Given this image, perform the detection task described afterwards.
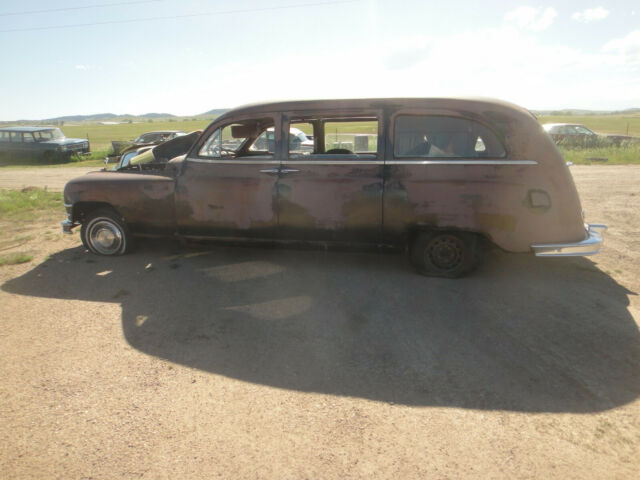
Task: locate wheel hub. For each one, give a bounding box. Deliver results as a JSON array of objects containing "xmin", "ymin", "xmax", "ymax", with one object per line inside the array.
[{"xmin": 428, "ymin": 236, "xmax": 463, "ymax": 270}]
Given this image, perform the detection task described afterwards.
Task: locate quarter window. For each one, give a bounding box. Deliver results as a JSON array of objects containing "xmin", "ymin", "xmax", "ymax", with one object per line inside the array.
[{"xmin": 394, "ymin": 115, "xmax": 506, "ymax": 158}]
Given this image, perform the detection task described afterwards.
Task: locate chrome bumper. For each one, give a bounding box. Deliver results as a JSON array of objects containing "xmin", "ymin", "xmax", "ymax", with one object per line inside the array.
[
  {"xmin": 61, "ymin": 219, "xmax": 77, "ymax": 234},
  {"xmin": 531, "ymin": 224, "xmax": 607, "ymax": 257}
]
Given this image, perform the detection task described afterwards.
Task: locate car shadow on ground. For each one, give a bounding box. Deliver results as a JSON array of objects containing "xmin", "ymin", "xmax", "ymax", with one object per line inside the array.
[{"xmin": 3, "ymin": 239, "xmax": 639, "ymax": 413}]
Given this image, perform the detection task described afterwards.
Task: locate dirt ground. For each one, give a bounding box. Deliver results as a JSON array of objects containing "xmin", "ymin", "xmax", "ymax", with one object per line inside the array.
[
  {"xmin": 0, "ymin": 166, "xmax": 97, "ymax": 191},
  {"xmin": 0, "ymin": 165, "xmax": 639, "ymax": 479}
]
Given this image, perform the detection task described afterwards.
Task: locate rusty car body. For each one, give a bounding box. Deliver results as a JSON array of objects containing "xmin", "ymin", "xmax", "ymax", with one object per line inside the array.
[{"xmin": 62, "ymin": 98, "xmax": 606, "ymax": 277}]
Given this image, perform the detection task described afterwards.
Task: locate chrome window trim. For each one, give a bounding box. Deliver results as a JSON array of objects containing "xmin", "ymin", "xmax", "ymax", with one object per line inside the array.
[{"xmin": 385, "ymin": 159, "xmax": 537, "ymax": 165}]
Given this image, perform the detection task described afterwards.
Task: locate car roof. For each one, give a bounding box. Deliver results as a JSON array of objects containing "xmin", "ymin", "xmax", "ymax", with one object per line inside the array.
[
  {"xmin": 216, "ymin": 97, "xmax": 535, "ymax": 121},
  {"xmin": 543, "ymin": 123, "xmax": 586, "ymax": 128},
  {"xmin": 0, "ymin": 126, "xmax": 59, "ymax": 132}
]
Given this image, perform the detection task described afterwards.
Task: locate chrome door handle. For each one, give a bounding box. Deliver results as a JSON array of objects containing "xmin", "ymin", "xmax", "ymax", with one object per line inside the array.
[
  {"xmin": 280, "ymin": 168, "xmax": 300, "ymax": 174},
  {"xmin": 259, "ymin": 168, "xmax": 280, "ymax": 175}
]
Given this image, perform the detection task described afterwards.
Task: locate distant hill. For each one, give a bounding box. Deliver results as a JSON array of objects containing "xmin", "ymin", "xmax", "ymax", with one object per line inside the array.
[
  {"xmin": 198, "ymin": 108, "xmax": 230, "ymax": 117},
  {"xmin": 43, "ymin": 112, "xmax": 177, "ymax": 122}
]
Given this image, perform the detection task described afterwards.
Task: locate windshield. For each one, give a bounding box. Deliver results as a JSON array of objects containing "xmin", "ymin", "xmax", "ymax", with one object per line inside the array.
[{"xmin": 34, "ymin": 128, "xmax": 64, "ymax": 141}]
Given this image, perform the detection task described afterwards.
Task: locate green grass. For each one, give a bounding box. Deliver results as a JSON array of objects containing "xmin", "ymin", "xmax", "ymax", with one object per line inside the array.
[
  {"xmin": 559, "ymin": 144, "xmax": 640, "ymax": 165},
  {"xmin": 61, "ymin": 119, "xmax": 212, "ymax": 151},
  {"xmin": 0, "ymin": 252, "xmax": 32, "ymax": 266},
  {"xmin": 0, "ymin": 188, "xmax": 64, "ymax": 220}
]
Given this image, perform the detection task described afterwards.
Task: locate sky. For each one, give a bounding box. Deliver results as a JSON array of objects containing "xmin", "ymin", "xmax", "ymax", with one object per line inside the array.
[{"xmin": 0, "ymin": 0, "xmax": 638, "ymax": 120}]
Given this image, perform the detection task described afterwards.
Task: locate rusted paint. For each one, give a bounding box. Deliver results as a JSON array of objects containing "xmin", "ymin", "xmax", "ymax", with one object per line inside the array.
[{"xmin": 63, "ymin": 98, "xmax": 590, "ymax": 254}]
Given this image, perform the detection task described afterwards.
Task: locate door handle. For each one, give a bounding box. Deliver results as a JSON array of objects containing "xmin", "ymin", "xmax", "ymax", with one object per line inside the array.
[
  {"xmin": 280, "ymin": 168, "xmax": 300, "ymax": 174},
  {"xmin": 259, "ymin": 168, "xmax": 280, "ymax": 175}
]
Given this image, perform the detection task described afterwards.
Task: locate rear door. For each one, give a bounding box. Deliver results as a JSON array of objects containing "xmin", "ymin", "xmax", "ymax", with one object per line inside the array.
[{"xmin": 277, "ymin": 111, "xmax": 384, "ymax": 243}]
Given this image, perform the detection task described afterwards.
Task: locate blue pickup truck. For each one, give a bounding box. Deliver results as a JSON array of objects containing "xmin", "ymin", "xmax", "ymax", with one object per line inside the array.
[{"xmin": 0, "ymin": 126, "xmax": 90, "ymax": 161}]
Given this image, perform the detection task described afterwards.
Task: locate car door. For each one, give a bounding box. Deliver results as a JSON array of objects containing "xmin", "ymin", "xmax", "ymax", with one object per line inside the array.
[
  {"xmin": 276, "ymin": 111, "xmax": 384, "ymax": 243},
  {"xmin": 174, "ymin": 114, "xmax": 281, "ymax": 239}
]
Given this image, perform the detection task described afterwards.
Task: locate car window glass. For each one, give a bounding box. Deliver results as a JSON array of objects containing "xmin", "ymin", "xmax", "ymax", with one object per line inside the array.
[
  {"xmin": 0, "ymin": 132, "xmax": 9, "ymax": 142},
  {"xmin": 394, "ymin": 115, "xmax": 506, "ymax": 158},
  {"xmin": 574, "ymin": 126, "xmax": 593, "ymax": 135},
  {"xmin": 249, "ymin": 129, "xmax": 275, "ymax": 153},
  {"xmin": 287, "ymin": 118, "xmax": 378, "ymax": 158},
  {"xmin": 199, "ymin": 118, "xmax": 275, "ymax": 159},
  {"xmin": 22, "ymin": 133, "xmax": 34, "ymax": 143},
  {"xmin": 10, "ymin": 132, "xmax": 21, "ymax": 143},
  {"xmin": 324, "ymin": 120, "xmax": 377, "ymax": 154},
  {"xmin": 288, "ymin": 123, "xmax": 314, "ymax": 157}
]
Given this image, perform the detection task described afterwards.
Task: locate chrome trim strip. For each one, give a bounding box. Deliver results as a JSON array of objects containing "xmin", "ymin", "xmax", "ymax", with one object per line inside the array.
[
  {"xmin": 187, "ymin": 158, "xmax": 536, "ymax": 166},
  {"xmin": 531, "ymin": 223, "xmax": 607, "ymax": 257},
  {"xmin": 283, "ymin": 160, "xmax": 384, "ymax": 165},
  {"xmin": 187, "ymin": 157, "xmax": 281, "ymax": 165},
  {"xmin": 386, "ymin": 159, "xmax": 538, "ymax": 165}
]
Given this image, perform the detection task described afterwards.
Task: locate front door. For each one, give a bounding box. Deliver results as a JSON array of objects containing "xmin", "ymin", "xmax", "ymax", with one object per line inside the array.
[{"xmin": 175, "ymin": 115, "xmax": 281, "ymax": 238}]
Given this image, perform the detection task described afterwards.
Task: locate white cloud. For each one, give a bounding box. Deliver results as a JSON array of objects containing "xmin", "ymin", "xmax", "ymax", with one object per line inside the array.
[
  {"xmin": 75, "ymin": 65, "xmax": 89, "ymax": 71},
  {"xmin": 602, "ymin": 30, "xmax": 640, "ymax": 70},
  {"xmin": 504, "ymin": 6, "xmax": 557, "ymax": 31},
  {"xmin": 572, "ymin": 7, "xmax": 610, "ymax": 23}
]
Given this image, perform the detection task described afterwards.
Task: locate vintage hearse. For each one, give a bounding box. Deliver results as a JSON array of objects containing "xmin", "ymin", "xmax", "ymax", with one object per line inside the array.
[{"xmin": 62, "ymin": 98, "xmax": 606, "ymax": 277}]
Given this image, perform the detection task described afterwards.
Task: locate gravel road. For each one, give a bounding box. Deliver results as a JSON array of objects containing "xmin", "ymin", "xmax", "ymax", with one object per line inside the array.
[
  {"xmin": 0, "ymin": 165, "xmax": 638, "ymax": 479},
  {"xmin": 0, "ymin": 166, "xmax": 98, "ymax": 191}
]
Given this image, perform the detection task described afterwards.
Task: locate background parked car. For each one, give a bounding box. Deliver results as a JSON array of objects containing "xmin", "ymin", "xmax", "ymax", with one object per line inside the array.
[
  {"xmin": 110, "ymin": 130, "xmax": 186, "ymax": 157},
  {"xmin": 0, "ymin": 126, "xmax": 90, "ymax": 162},
  {"xmin": 543, "ymin": 123, "xmax": 636, "ymax": 146}
]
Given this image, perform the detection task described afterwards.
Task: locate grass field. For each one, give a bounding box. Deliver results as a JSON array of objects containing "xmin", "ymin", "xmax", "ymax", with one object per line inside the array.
[{"xmin": 62, "ymin": 118, "xmax": 212, "ymax": 152}]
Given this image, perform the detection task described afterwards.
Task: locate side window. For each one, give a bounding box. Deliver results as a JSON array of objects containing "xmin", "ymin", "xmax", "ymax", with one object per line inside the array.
[
  {"xmin": 287, "ymin": 117, "xmax": 378, "ymax": 158},
  {"xmin": 324, "ymin": 120, "xmax": 377, "ymax": 154},
  {"xmin": 288, "ymin": 122, "xmax": 314, "ymax": 157},
  {"xmin": 10, "ymin": 132, "xmax": 22, "ymax": 143},
  {"xmin": 199, "ymin": 118, "xmax": 275, "ymax": 159},
  {"xmin": 394, "ymin": 115, "xmax": 506, "ymax": 158},
  {"xmin": 23, "ymin": 133, "xmax": 34, "ymax": 143},
  {"xmin": 0, "ymin": 131, "xmax": 9, "ymax": 142}
]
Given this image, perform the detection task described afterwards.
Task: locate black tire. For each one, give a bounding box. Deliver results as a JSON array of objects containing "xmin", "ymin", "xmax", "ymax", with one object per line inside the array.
[
  {"xmin": 410, "ymin": 231, "xmax": 482, "ymax": 278},
  {"xmin": 81, "ymin": 208, "xmax": 132, "ymax": 256}
]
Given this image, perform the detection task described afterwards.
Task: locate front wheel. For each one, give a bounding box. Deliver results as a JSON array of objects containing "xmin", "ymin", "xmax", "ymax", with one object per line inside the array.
[
  {"xmin": 410, "ymin": 231, "xmax": 482, "ymax": 278},
  {"xmin": 81, "ymin": 209, "xmax": 132, "ymax": 256}
]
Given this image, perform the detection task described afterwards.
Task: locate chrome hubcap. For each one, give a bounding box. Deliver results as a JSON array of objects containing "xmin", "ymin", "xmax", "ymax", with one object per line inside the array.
[{"xmin": 89, "ymin": 220, "xmax": 123, "ymax": 255}]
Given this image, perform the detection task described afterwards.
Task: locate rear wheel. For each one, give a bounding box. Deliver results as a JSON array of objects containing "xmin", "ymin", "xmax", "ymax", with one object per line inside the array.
[
  {"xmin": 81, "ymin": 209, "xmax": 132, "ymax": 256},
  {"xmin": 410, "ymin": 231, "xmax": 482, "ymax": 278}
]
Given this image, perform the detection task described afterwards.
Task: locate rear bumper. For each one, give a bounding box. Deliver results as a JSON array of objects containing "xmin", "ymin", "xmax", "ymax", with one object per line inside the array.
[{"xmin": 531, "ymin": 224, "xmax": 607, "ymax": 257}]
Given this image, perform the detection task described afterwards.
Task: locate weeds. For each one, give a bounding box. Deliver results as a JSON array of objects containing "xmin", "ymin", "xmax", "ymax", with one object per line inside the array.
[
  {"xmin": 0, "ymin": 252, "xmax": 32, "ymax": 266},
  {"xmin": 0, "ymin": 188, "xmax": 63, "ymax": 221}
]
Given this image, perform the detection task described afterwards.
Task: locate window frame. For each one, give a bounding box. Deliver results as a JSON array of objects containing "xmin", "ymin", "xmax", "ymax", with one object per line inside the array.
[
  {"xmin": 283, "ymin": 109, "xmax": 384, "ymax": 161},
  {"xmin": 191, "ymin": 113, "xmax": 281, "ymax": 162}
]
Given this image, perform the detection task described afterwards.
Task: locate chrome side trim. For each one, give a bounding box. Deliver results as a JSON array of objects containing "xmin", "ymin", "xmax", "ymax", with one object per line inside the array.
[
  {"xmin": 283, "ymin": 160, "xmax": 384, "ymax": 165},
  {"xmin": 187, "ymin": 158, "xmax": 536, "ymax": 166},
  {"xmin": 386, "ymin": 159, "xmax": 538, "ymax": 165},
  {"xmin": 531, "ymin": 224, "xmax": 607, "ymax": 257},
  {"xmin": 63, "ymin": 202, "xmax": 73, "ymax": 208},
  {"xmin": 187, "ymin": 157, "xmax": 281, "ymax": 165}
]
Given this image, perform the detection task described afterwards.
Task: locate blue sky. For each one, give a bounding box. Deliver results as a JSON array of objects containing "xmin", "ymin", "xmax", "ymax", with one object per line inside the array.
[{"xmin": 0, "ymin": 0, "xmax": 638, "ymax": 119}]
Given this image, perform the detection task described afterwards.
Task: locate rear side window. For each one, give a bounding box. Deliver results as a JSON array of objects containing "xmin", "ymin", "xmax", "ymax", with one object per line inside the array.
[{"xmin": 394, "ymin": 115, "xmax": 506, "ymax": 158}]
